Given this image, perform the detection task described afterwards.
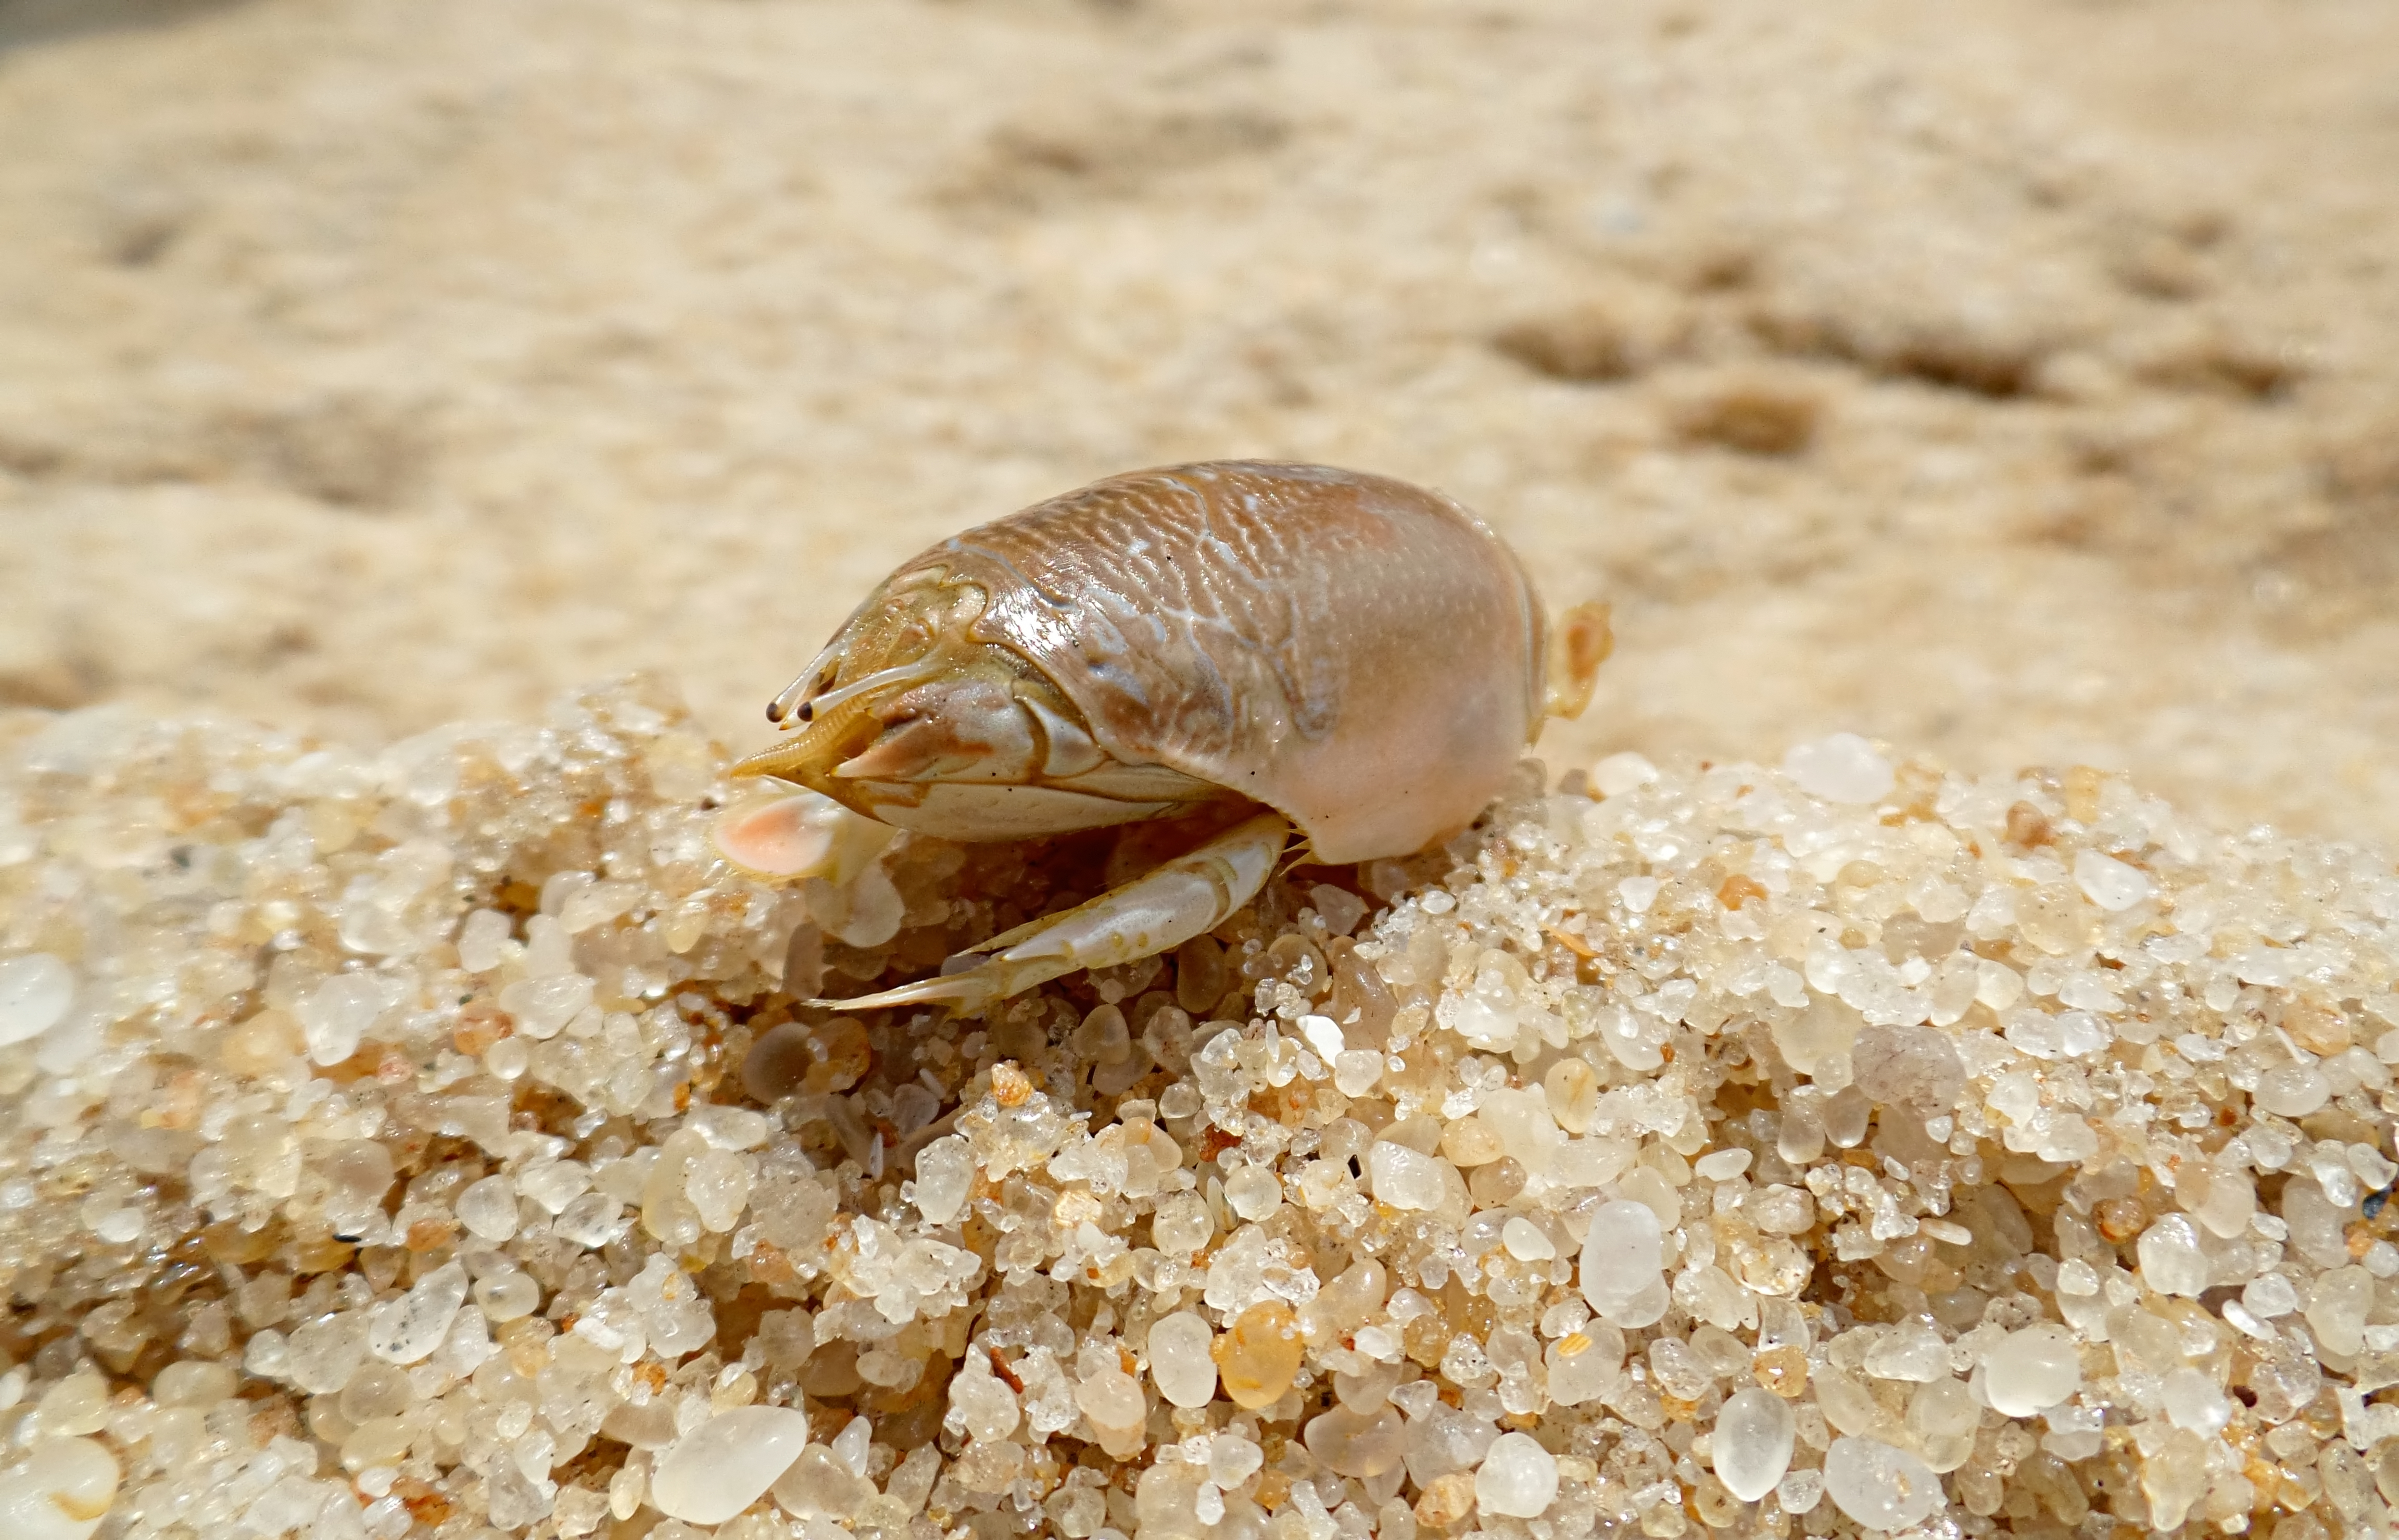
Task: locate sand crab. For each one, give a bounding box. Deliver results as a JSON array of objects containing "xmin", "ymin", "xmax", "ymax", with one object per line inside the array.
[{"xmin": 715, "ymin": 460, "xmax": 1608, "ymax": 1011}]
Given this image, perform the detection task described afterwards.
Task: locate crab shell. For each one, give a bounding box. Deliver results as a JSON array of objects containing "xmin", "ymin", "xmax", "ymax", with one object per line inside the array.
[{"xmin": 735, "ymin": 461, "xmax": 1600, "ymax": 865}]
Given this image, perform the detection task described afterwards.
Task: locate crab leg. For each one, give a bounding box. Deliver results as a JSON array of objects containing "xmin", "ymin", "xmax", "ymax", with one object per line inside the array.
[{"xmin": 812, "ymin": 810, "xmax": 1291, "ymax": 1014}]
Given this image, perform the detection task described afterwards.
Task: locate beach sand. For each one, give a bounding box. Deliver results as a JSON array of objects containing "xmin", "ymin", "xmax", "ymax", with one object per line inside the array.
[
  {"xmin": 6, "ymin": 8, "xmax": 2399, "ymax": 1534},
  {"xmin": 7, "ymin": 681, "xmax": 2398, "ymax": 1540}
]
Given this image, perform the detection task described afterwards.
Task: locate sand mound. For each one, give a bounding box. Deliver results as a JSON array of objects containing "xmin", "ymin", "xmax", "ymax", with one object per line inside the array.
[{"xmin": 3, "ymin": 680, "xmax": 2396, "ymax": 1537}]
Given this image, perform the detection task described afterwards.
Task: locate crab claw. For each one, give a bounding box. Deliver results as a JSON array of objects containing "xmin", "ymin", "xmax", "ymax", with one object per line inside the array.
[{"xmin": 713, "ymin": 790, "xmax": 894, "ymax": 882}]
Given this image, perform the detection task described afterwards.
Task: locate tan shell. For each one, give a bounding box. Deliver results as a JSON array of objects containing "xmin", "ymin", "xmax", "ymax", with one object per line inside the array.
[{"xmin": 887, "ymin": 461, "xmax": 1547, "ymax": 864}]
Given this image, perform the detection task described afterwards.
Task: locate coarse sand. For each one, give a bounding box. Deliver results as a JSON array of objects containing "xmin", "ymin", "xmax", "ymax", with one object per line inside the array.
[{"xmin": 4, "ymin": 680, "xmax": 2399, "ymax": 1540}]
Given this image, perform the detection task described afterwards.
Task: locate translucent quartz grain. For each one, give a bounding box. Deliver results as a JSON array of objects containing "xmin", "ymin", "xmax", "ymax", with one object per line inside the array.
[
  {"xmin": 1173, "ymin": 935, "xmax": 1228, "ymax": 1014},
  {"xmin": 1500, "ymin": 1216, "xmax": 1555, "ymax": 1261},
  {"xmin": 772, "ymin": 1444, "xmax": 875, "ymax": 1520},
  {"xmin": 1150, "ymin": 1191, "xmax": 1213, "ymax": 1254},
  {"xmin": 1772, "ymin": 998, "xmax": 1858, "ymax": 1080},
  {"xmin": 555, "ymin": 1191, "xmax": 625, "ymax": 1248},
  {"xmin": 0, "ymin": 1438, "xmax": 118, "ymax": 1540},
  {"xmin": 1590, "ymin": 750, "xmax": 1659, "ymax": 797},
  {"xmin": 1440, "ymin": 1116, "xmax": 1504, "ymax": 1167},
  {"xmin": 1824, "ymin": 1436, "xmax": 1942, "ymax": 1531},
  {"xmin": 2307, "ymin": 1265, "xmax": 2373, "ymax": 1355},
  {"xmin": 1074, "ymin": 1367, "xmax": 1145, "ymax": 1432},
  {"xmin": 1213, "ymin": 1302, "xmax": 1304, "ymax": 1409},
  {"xmin": 473, "ymin": 1269, "xmax": 540, "ymax": 1321},
  {"xmin": 1223, "ymin": 1163, "xmax": 1282, "ymax": 1220},
  {"xmin": 1542, "ymin": 1057, "xmax": 1600, "ymax": 1130},
  {"xmin": 0, "ymin": 952, "xmax": 73, "ymax": 1045},
  {"xmin": 1304, "ymin": 1405, "xmax": 1406, "ymax": 1477},
  {"xmin": 2162, "ymin": 1366, "xmax": 2232, "ymax": 1434},
  {"xmin": 913, "ymin": 1135, "xmax": 974, "ymax": 1225},
  {"xmin": 2072, "ymin": 849, "xmax": 2154, "ymax": 912},
  {"xmin": 1851, "ymin": 1023, "xmax": 1964, "ymax": 1112},
  {"xmin": 1300, "ymin": 1259, "xmax": 1387, "ymax": 1348},
  {"xmin": 1367, "ymin": 1140, "xmax": 1451, "ymax": 1210},
  {"xmin": 1580, "ymin": 1199, "xmax": 1666, "ymax": 1326},
  {"xmin": 686, "ymin": 1148, "xmax": 752, "ymax": 1232},
  {"xmin": 945, "ymin": 1362, "xmax": 1019, "ymax": 1441},
  {"xmin": 1333, "ymin": 1048, "xmax": 1384, "ymax": 1095},
  {"xmin": 1776, "ymin": 1469, "xmax": 1825, "ymax": 1516},
  {"xmin": 1983, "ymin": 1323, "xmax": 2080, "ymax": 1416},
  {"xmin": 34, "ymin": 1373, "xmax": 106, "ymax": 1436},
  {"xmin": 1691, "ymin": 1147, "xmax": 1750, "ymax": 1181},
  {"xmin": 296, "ymin": 974, "xmax": 398, "ymax": 1065},
  {"xmin": 1335, "ymin": 1359, "xmax": 1404, "ymax": 1413},
  {"xmin": 1296, "ymin": 1013, "xmax": 1344, "ymax": 1060},
  {"xmin": 319, "ymin": 1139, "xmax": 397, "ymax": 1227},
  {"xmin": 1905, "ymin": 1377, "xmax": 1979, "ymax": 1469},
  {"xmin": 1148, "ymin": 1311, "xmax": 1218, "ymax": 1407},
  {"xmin": 150, "ymin": 1361, "xmax": 235, "ymax": 1407},
  {"xmin": 2243, "ymin": 1270, "xmax": 2299, "ymax": 1318},
  {"xmin": 366, "ymin": 1260, "xmax": 468, "ymax": 1364},
  {"xmin": 499, "ymin": 974, "xmax": 595, "ymax": 1040},
  {"xmin": 456, "ymin": 908, "xmax": 511, "ymax": 973},
  {"xmin": 457, "ymin": 1176, "xmax": 520, "ymax": 1242},
  {"xmin": 1474, "ymin": 1432, "xmax": 1559, "ymax": 1518},
  {"xmin": 342, "ymin": 1415, "xmax": 413, "ymax": 1472},
  {"xmin": 1206, "ymin": 1436, "xmax": 1262, "ymax": 1489},
  {"xmin": 650, "ymin": 1406, "xmax": 811, "ymax": 1525},
  {"xmin": 1480, "ymin": 1085, "xmax": 1562, "ymax": 1175},
  {"xmin": 2179, "ymin": 1159, "xmax": 2256, "ymax": 1238},
  {"xmin": 1781, "ymin": 733, "xmax": 1893, "ymax": 804},
  {"xmin": 339, "ymin": 1362, "xmax": 412, "ymax": 1423},
  {"xmin": 2255, "ymin": 1062, "xmax": 2332, "ymax": 1117},
  {"xmin": 2135, "ymin": 1214, "xmax": 2213, "ymax": 1297},
  {"xmin": 517, "ymin": 1159, "xmax": 591, "ymax": 1215},
  {"xmin": 1712, "ymin": 1387, "xmax": 1796, "ymax": 1501}
]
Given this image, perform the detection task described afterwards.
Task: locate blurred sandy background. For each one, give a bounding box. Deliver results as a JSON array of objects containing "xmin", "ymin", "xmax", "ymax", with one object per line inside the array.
[{"xmin": 1, "ymin": 0, "xmax": 2394, "ymax": 842}]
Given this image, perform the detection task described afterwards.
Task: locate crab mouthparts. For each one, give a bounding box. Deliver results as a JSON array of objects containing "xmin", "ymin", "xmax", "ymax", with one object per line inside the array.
[
  {"xmin": 730, "ymin": 690, "xmax": 885, "ymax": 788},
  {"xmin": 728, "ymin": 740, "xmax": 819, "ymax": 783}
]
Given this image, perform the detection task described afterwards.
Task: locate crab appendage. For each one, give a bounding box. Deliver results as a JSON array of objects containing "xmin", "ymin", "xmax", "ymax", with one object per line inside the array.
[
  {"xmin": 1545, "ymin": 600, "xmax": 1612, "ymax": 722},
  {"xmin": 806, "ymin": 810, "xmax": 1292, "ymax": 1014}
]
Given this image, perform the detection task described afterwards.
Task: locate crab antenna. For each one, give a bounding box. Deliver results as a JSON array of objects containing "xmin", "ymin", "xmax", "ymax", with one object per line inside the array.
[{"xmin": 784, "ymin": 658, "xmax": 951, "ymax": 726}]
